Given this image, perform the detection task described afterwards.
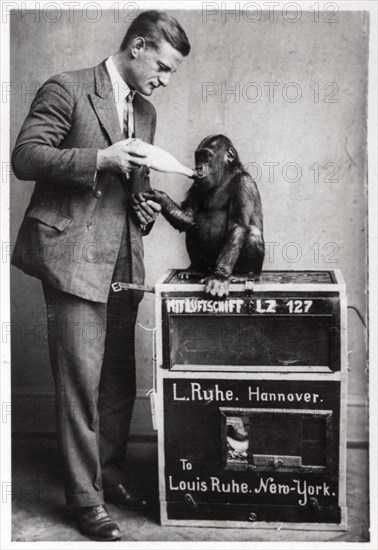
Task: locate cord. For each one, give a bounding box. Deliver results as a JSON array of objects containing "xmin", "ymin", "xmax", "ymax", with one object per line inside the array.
[{"xmin": 347, "ymin": 305, "xmax": 367, "ymax": 329}]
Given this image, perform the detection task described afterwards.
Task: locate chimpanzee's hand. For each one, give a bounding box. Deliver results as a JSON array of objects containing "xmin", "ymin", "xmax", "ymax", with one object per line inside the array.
[
  {"xmin": 131, "ymin": 192, "xmax": 161, "ymax": 226},
  {"xmin": 203, "ymin": 273, "xmax": 230, "ymax": 297}
]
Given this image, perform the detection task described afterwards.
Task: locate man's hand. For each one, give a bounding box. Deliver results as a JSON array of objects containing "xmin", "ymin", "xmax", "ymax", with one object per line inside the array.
[
  {"xmin": 132, "ymin": 190, "xmax": 166, "ymax": 204},
  {"xmin": 96, "ymin": 138, "xmax": 147, "ymax": 174},
  {"xmin": 131, "ymin": 192, "xmax": 161, "ymax": 226}
]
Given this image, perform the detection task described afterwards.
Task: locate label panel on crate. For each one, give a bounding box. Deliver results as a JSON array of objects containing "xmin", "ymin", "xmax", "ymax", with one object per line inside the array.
[
  {"xmin": 165, "ymin": 297, "xmax": 334, "ymax": 315},
  {"xmin": 163, "ymin": 378, "xmax": 341, "ymax": 522},
  {"xmin": 162, "ymin": 297, "xmax": 341, "ymax": 371},
  {"xmin": 169, "ymin": 315, "xmax": 332, "ymax": 367}
]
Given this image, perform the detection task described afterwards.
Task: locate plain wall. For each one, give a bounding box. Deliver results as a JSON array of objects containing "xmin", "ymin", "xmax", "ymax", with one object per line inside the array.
[{"xmin": 9, "ymin": 9, "xmax": 368, "ymax": 440}]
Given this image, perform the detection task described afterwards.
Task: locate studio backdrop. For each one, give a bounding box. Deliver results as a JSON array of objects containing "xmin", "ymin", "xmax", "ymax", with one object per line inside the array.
[{"xmin": 9, "ymin": 8, "xmax": 368, "ymax": 443}]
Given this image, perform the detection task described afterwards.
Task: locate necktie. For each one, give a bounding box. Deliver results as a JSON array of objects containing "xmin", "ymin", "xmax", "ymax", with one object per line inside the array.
[
  {"xmin": 123, "ymin": 91, "xmax": 135, "ymax": 181},
  {"xmin": 123, "ymin": 91, "xmax": 135, "ymax": 139}
]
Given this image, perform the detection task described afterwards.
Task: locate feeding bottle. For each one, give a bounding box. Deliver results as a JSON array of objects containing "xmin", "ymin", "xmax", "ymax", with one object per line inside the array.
[{"xmin": 127, "ymin": 138, "xmax": 195, "ymax": 178}]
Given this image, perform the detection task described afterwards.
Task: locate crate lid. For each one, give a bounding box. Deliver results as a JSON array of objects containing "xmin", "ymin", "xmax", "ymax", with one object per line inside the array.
[
  {"xmin": 162, "ymin": 270, "xmax": 339, "ymax": 284},
  {"xmin": 154, "ymin": 269, "xmax": 346, "ymax": 293}
]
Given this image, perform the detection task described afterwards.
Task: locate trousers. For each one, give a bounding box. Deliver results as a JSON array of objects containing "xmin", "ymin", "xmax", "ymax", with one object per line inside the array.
[{"xmin": 42, "ymin": 221, "xmax": 138, "ymax": 507}]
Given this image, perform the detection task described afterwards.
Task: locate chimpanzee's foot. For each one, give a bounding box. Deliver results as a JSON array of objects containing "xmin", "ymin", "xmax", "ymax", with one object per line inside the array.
[
  {"xmin": 230, "ymin": 272, "xmax": 257, "ymax": 283},
  {"xmin": 230, "ymin": 275, "xmax": 245, "ymax": 283},
  {"xmin": 252, "ymin": 271, "xmax": 261, "ymax": 282},
  {"xmin": 178, "ymin": 269, "xmax": 206, "ymax": 281}
]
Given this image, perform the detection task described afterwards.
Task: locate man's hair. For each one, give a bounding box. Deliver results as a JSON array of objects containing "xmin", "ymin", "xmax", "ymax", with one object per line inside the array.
[{"xmin": 120, "ymin": 10, "xmax": 190, "ymax": 57}]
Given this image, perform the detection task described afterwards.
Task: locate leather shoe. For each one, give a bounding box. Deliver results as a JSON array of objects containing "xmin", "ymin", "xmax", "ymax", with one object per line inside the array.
[
  {"xmin": 74, "ymin": 505, "xmax": 121, "ymax": 541},
  {"xmin": 104, "ymin": 483, "xmax": 149, "ymax": 510}
]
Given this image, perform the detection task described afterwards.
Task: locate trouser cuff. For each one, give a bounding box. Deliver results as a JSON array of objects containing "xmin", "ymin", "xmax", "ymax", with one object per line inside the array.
[{"xmin": 66, "ymin": 489, "xmax": 104, "ymax": 508}]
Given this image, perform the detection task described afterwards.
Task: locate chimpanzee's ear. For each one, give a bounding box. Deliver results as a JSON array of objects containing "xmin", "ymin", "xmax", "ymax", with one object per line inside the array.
[{"xmin": 227, "ymin": 147, "xmax": 236, "ymax": 163}]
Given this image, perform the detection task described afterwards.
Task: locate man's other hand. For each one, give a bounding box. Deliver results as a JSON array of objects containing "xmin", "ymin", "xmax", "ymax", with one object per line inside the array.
[{"xmin": 131, "ymin": 192, "xmax": 161, "ymax": 226}]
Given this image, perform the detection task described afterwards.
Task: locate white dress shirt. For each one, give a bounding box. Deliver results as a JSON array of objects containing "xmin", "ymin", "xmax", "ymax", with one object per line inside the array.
[
  {"xmin": 105, "ymin": 56, "xmax": 134, "ymax": 132},
  {"xmin": 94, "ymin": 57, "xmax": 135, "ymax": 182}
]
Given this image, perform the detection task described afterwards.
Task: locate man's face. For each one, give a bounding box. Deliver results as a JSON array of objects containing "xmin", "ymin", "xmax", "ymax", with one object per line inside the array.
[{"xmin": 128, "ymin": 39, "xmax": 184, "ymax": 96}]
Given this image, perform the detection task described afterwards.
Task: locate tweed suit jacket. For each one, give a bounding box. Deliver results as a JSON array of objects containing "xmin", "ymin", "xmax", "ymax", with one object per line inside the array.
[{"xmin": 11, "ymin": 60, "xmax": 156, "ymax": 303}]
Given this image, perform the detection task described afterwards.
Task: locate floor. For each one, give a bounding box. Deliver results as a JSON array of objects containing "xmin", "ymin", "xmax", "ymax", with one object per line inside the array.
[{"xmin": 11, "ymin": 437, "xmax": 369, "ymax": 543}]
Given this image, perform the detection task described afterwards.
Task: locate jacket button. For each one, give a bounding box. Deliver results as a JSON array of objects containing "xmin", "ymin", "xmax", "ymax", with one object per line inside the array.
[{"xmin": 94, "ymin": 190, "xmax": 102, "ymax": 198}]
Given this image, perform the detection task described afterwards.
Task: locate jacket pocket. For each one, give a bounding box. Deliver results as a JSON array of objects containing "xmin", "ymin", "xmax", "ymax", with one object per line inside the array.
[{"xmin": 26, "ymin": 206, "xmax": 72, "ymax": 232}]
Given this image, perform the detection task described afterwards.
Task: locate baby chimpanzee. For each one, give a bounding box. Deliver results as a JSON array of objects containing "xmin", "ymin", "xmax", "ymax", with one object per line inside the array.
[{"xmin": 132, "ymin": 135, "xmax": 264, "ymax": 297}]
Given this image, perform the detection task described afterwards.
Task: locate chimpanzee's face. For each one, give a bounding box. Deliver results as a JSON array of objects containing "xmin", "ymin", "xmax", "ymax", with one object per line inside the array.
[
  {"xmin": 195, "ymin": 142, "xmax": 233, "ymax": 190},
  {"xmin": 194, "ymin": 147, "xmax": 220, "ymax": 189}
]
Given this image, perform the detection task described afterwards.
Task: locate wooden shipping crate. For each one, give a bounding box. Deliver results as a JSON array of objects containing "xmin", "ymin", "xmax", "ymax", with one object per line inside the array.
[{"xmin": 153, "ymin": 270, "xmax": 347, "ymax": 530}]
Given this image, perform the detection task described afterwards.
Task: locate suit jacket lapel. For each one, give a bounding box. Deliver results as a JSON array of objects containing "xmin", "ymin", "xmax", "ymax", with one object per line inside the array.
[
  {"xmin": 89, "ymin": 61, "xmax": 122, "ymax": 145},
  {"xmin": 89, "ymin": 61, "xmax": 151, "ymax": 145}
]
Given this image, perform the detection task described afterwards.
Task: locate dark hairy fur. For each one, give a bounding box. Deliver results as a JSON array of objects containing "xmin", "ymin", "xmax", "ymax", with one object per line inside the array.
[{"xmin": 134, "ymin": 135, "xmax": 265, "ymax": 287}]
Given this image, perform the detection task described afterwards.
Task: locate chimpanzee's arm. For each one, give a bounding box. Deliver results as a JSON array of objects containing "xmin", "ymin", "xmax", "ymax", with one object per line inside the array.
[
  {"xmin": 132, "ymin": 188, "xmax": 198, "ymax": 232},
  {"xmin": 215, "ymin": 172, "xmax": 263, "ymax": 276}
]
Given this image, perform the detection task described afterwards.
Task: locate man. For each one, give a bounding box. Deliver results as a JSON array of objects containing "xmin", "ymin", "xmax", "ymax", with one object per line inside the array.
[{"xmin": 11, "ymin": 11, "xmax": 190, "ymax": 541}]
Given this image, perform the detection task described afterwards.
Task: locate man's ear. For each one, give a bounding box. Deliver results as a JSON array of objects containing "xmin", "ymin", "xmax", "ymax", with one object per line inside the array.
[
  {"xmin": 227, "ymin": 147, "xmax": 236, "ymax": 164},
  {"xmin": 131, "ymin": 37, "xmax": 146, "ymax": 58}
]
